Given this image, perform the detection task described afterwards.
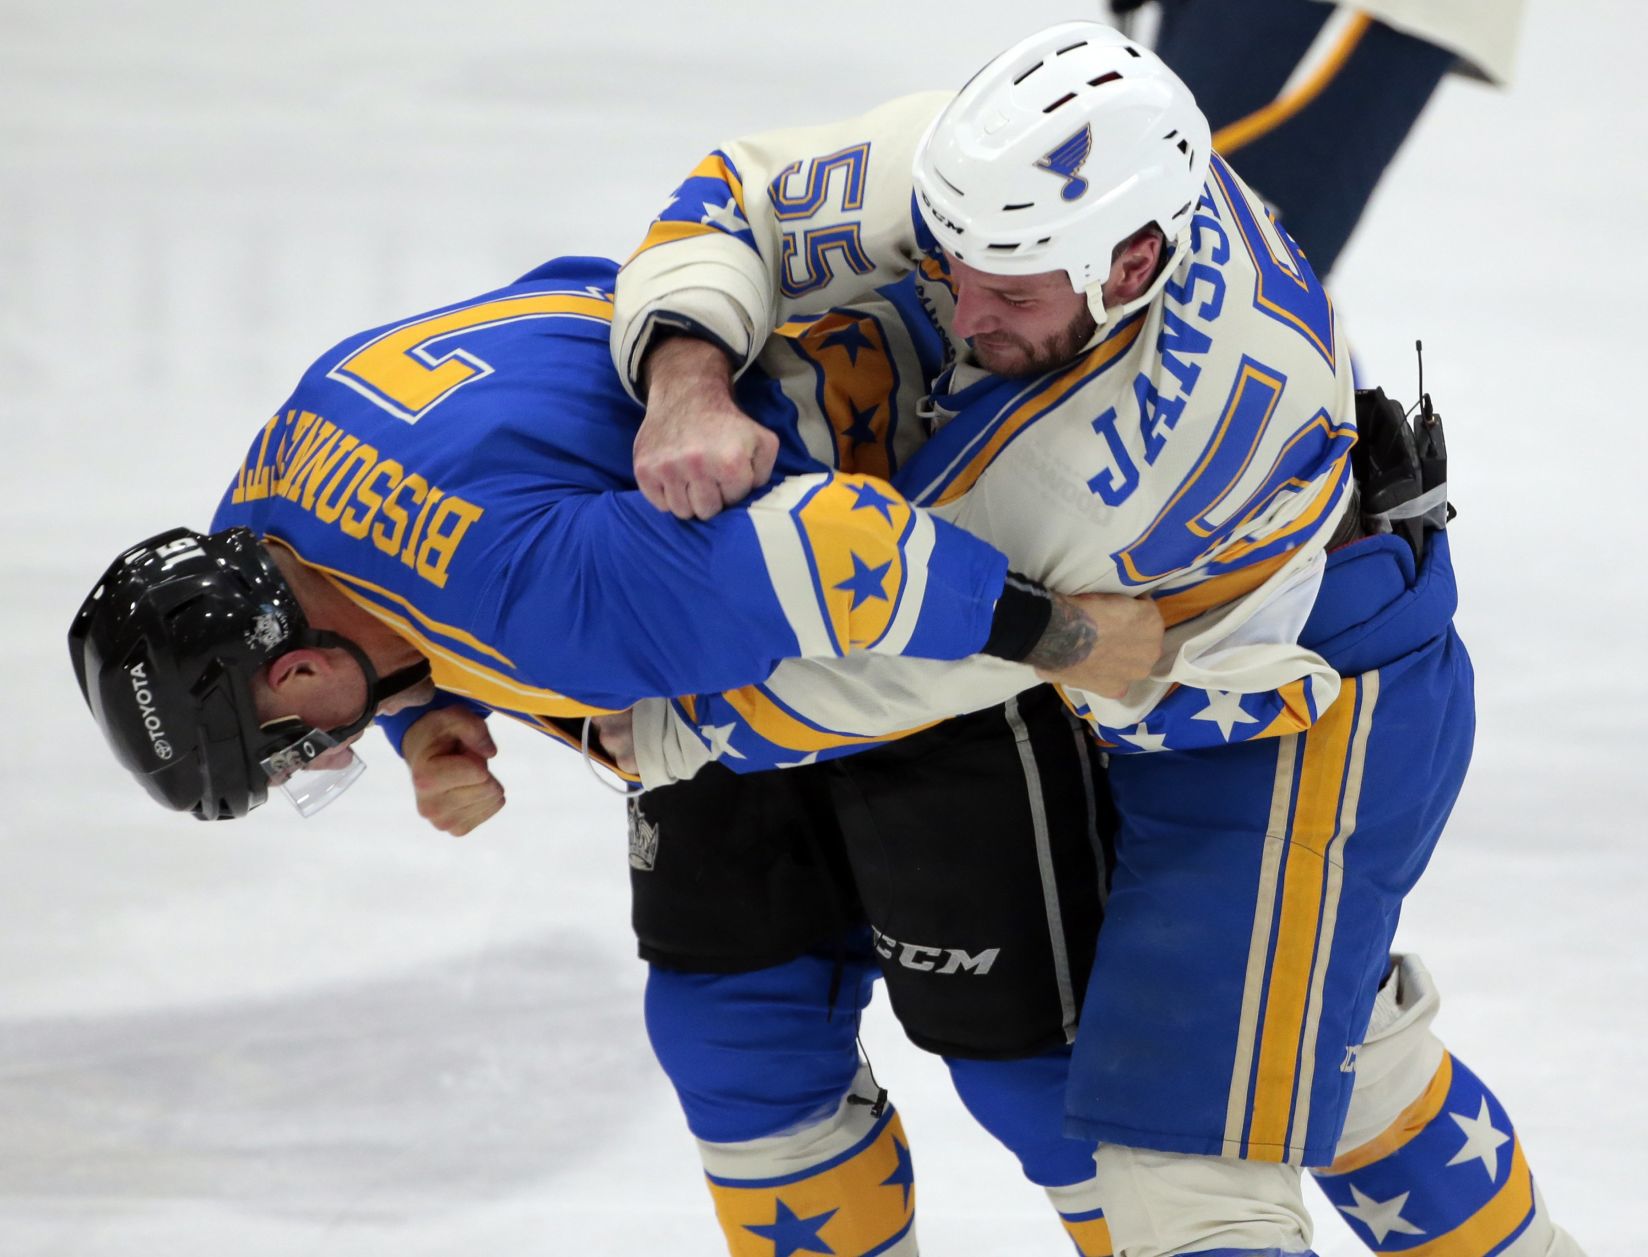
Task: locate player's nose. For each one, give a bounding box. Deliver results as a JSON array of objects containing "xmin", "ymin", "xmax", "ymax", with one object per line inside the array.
[{"xmin": 950, "ymin": 287, "xmax": 994, "ymax": 338}]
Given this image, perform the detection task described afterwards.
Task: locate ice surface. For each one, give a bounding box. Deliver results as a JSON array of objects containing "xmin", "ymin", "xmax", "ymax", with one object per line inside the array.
[{"xmin": 2, "ymin": 2, "xmax": 1642, "ymax": 1253}]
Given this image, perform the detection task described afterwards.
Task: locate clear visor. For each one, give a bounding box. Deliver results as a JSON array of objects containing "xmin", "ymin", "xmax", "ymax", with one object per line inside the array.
[{"xmin": 259, "ymin": 728, "xmax": 366, "ymax": 818}]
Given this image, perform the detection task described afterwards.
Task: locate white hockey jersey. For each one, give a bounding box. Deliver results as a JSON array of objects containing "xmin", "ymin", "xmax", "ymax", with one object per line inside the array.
[{"xmin": 612, "ymin": 95, "xmax": 1358, "ymax": 786}]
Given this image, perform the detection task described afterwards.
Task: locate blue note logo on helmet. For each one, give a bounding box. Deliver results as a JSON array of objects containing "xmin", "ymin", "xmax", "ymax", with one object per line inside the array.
[
  {"xmin": 913, "ymin": 21, "xmax": 1210, "ymax": 304},
  {"xmin": 1035, "ymin": 125, "xmax": 1094, "ymax": 201}
]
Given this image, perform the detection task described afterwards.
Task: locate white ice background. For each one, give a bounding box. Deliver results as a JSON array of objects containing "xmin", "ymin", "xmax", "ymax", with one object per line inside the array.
[{"xmin": 1, "ymin": 2, "xmax": 1643, "ymax": 1253}]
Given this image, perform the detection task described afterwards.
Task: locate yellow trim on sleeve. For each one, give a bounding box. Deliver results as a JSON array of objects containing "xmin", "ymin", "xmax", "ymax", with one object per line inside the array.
[
  {"xmin": 339, "ymin": 586, "xmax": 617, "ymax": 716},
  {"xmin": 628, "ymin": 153, "xmax": 748, "ymax": 261},
  {"xmin": 272, "ymin": 540, "xmax": 515, "ymax": 667},
  {"xmin": 689, "ymin": 151, "xmax": 746, "ymax": 205},
  {"xmin": 504, "ymin": 711, "xmax": 641, "ymax": 784},
  {"xmin": 629, "ymin": 219, "xmax": 724, "ymax": 261}
]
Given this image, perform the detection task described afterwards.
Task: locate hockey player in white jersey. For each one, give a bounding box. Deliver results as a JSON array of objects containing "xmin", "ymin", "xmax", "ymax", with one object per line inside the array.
[{"xmin": 600, "ymin": 20, "xmax": 1585, "ymax": 1257}]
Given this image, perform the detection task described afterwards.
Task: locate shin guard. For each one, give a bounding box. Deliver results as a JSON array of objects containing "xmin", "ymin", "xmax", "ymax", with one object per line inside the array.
[
  {"xmin": 1046, "ymin": 1178, "xmax": 1114, "ymax": 1256},
  {"xmin": 698, "ymin": 1066, "xmax": 918, "ymax": 1256},
  {"xmin": 1315, "ymin": 956, "xmax": 1585, "ymax": 1255}
]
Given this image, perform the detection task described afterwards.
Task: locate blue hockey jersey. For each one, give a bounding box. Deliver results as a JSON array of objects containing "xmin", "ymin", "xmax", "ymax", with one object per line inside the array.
[{"xmin": 210, "ymin": 257, "xmax": 1014, "ymax": 775}]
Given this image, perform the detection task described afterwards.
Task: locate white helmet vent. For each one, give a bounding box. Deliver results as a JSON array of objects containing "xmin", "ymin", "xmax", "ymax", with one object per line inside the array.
[
  {"xmin": 912, "ymin": 21, "xmax": 1212, "ymax": 282},
  {"xmin": 980, "ymin": 234, "xmax": 1055, "ymax": 257},
  {"xmin": 1162, "ymin": 129, "xmax": 1199, "ymax": 177}
]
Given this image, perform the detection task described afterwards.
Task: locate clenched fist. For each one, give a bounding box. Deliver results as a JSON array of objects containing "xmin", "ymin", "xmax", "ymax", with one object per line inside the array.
[
  {"xmin": 590, "ymin": 711, "xmax": 638, "ymax": 776},
  {"xmin": 635, "ymin": 335, "xmax": 778, "ymax": 519},
  {"xmin": 401, "ymin": 705, "xmax": 505, "ymax": 835}
]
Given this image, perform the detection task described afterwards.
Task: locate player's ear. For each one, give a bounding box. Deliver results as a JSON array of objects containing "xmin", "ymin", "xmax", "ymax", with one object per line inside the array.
[
  {"xmin": 1107, "ymin": 230, "xmax": 1163, "ymax": 304},
  {"xmin": 264, "ymin": 647, "xmax": 327, "ymax": 694}
]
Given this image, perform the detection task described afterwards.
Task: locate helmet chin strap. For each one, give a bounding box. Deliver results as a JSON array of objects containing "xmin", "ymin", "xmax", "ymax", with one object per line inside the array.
[
  {"xmin": 306, "ymin": 629, "xmax": 433, "ymax": 744},
  {"xmin": 1082, "ymin": 281, "xmax": 1115, "ymax": 335},
  {"xmin": 254, "ymin": 631, "xmax": 433, "ymax": 788},
  {"xmin": 1076, "ymin": 224, "xmax": 1191, "ymax": 350}
]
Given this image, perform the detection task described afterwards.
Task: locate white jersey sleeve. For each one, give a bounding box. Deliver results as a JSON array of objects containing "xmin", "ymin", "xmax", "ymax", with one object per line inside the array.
[
  {"xmin": 627, "ymin": 152, "xmax": 1360, "ymax": 787},
  {"xmin": 611, "ymin": 91, "xmax": 951, "ymax": 398}
]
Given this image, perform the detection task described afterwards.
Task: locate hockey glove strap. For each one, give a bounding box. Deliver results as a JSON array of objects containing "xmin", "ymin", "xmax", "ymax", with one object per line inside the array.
[{"xmin": 982, "ymin": 572, "xmax": 1055, "ymax": 662}]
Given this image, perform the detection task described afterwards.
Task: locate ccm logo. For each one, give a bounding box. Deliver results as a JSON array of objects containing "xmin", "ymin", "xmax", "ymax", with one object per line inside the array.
[{"xmin": 871, "ymin": 925, "xmax": 999, "ymax": 976}]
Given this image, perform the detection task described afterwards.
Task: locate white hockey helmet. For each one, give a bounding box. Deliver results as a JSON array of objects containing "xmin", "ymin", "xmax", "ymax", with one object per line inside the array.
[{"xmin": 914, "ymin": 21, "xmax": 1210, "ymax": 298}]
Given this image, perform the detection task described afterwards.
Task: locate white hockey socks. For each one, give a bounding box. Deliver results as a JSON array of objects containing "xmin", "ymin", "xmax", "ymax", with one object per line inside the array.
[{"xmin": 1091, "ymin": 1143, "xmax": 1315, "ymax": 1257}]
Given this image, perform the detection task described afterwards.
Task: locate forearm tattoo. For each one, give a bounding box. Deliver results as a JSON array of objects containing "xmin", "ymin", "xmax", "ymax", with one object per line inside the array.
[{"xmin": 1024, "ymin": 596, "xmax": 1098, "ymax": 673}]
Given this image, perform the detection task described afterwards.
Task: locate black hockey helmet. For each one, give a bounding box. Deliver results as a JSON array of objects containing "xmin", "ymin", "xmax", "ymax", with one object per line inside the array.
[{"xmin": 69, "ymin": 526, "xmax": 428, "ymax": 821}]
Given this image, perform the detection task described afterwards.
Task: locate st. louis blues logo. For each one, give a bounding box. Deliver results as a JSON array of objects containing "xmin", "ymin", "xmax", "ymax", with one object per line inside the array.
[{"xmin": 1035, "ymin": 124, "xmax": 1093, "ymax": 201}]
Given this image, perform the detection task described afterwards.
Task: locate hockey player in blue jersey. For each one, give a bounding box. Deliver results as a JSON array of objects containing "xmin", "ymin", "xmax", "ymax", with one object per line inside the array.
[
  {"xmin": 69, "ymin": 253, "xmax": 1161, "ymax": 824},
  {"xmin": 602, "ymin": 20, "xmax": 1583, "ymax": 1257},
  {"xmin": 69, "ymin": 241, "xmax": 1178, "ymax": 1257}
]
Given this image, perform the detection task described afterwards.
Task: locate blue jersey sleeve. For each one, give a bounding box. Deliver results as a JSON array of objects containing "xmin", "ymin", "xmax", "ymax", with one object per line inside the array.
[
  {"xmin": 484, "ymin": 472, "xmax": 1010, "ymax": 711},
  {"xmin": 374, "ymin": 691, "xmax": 488, "ymax": 757},
  {"xmin": 205, "ymin": 262, "xmax": 1014, "ymax": 765}
]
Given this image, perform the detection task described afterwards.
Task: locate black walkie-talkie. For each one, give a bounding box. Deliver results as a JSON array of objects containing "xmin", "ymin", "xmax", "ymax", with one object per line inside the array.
[
  {"xmin": 1352, "ymin": 386, "xmax": 1426, "ymax": 560},
  {"xmin": 1350, "ymin": 342, "xmax": 1453, "ymax": 562},
  {"xmin": 1412, "ymin": 341, "xmax": 1454, "ymax": 526}
]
